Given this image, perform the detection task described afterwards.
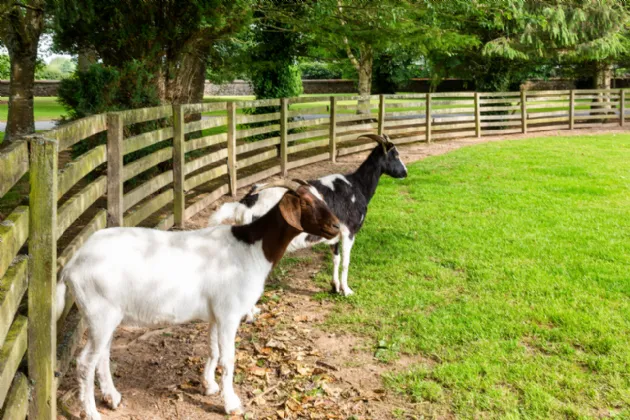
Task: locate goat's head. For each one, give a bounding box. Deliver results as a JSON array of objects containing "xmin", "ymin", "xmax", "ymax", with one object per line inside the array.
[
  {"xmin": 359, "ymin": 134, "xmax": 408, "ymax": 179},
  {"xmin": 255, "ymin": 179, "xmax": 340, "ymax": 239}
]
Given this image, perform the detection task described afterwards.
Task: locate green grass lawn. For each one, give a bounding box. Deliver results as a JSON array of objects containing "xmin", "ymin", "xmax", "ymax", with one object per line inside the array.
[
  {"xmin": 313, "ymin": 134, "xmax": 630, "ymax": 418},
  {"xmin": 0, "ymin": 97, "xmax": 65, "ymax": 122}
]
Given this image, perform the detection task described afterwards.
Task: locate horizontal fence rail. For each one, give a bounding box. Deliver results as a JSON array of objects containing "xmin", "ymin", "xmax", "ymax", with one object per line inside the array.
[{"xmin": 0, "ymin": 88, "xmax": 628, "ymax": 419}]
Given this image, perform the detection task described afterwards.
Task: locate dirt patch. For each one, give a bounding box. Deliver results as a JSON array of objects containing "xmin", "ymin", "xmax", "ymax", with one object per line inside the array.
[{"xmin": 57, "ymin": 127, "xmax": 628, "ymax": 419}]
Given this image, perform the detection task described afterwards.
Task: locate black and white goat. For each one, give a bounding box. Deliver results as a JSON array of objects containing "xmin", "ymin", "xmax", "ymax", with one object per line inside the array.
[
  {"xmin": 209, "ymin": 134, "xmax": 408, "ymax": 300},
  {"xmin": 56, "ymin": 180, "xmax": 340, "ymax": 419}
]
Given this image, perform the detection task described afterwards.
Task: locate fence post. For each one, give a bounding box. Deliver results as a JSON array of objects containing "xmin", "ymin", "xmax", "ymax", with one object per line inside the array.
[
  {"xmin": 329, "ymin": 96, "xmax": 337, "ymax": 163},
  {"xmin": 474, "ymin": 92, "xmax": 481, "ymax": 138},
  {"xmin": 425, "ymin": 93, "xmax": 432, "ymax": 143},
  {"xmin": 107, "ymin": 112, "xmax": 124, "ymax": 227},
  {"xmin": 378, "ymin": 94, "xmax": 386, "ymax": 136},
  {"xmin": 520, "ymin": 90, "xmax": 527, "ymax": 134},
  {"xmin": 227, "ymin": 102, "xmax": 237, "ymax": 197},
  {"xmin": 569, "ymin": 90, "xmax": 575, "ymax": 130},
  {"xmin": 28, "ymin": 136, "xmax": 58, "ymax": 420},
  {"xmin": 172, "ymin": 104, "xmax": 185, "ymax": 227},
  {"xmin": 620, "ymin": 89, "xmax": 625, "ymax": 127},
  {"xmin": 280, "ymin": 98, "xmax": 289, "ymax": 176}
]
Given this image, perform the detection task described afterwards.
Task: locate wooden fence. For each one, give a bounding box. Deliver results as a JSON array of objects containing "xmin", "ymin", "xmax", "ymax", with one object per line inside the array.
[{"xmin": 0, "ymin": 88, "xmax": 627, "ymax": 419}]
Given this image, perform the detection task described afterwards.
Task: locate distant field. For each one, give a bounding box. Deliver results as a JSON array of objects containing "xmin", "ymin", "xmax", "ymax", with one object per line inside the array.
[
  {"xmin": 0, "ymin": 97, "xmax": 65, "ymax": 122},
  {"xmin": 312, "ymin": 134, "xmax": 630, "ymax": 418}
]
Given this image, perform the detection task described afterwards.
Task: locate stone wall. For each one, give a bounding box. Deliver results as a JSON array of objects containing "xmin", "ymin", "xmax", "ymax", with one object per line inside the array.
[
  {"xmin": 0, "ymin": 80, "xmax": 61, "ymax": 97},
  {"xmin": 4, "ymin": 78, "xmax": 630, "ymax": 98}
]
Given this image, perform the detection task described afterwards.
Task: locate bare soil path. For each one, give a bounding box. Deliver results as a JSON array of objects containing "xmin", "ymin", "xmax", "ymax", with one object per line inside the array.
[{"xmin": 57, "ymin": 128, "xmax": 628, "ymax": 419}]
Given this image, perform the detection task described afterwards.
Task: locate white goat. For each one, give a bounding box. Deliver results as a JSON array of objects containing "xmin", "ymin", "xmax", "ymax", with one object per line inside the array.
[{"xmin": 56, "ymin": 180, "xmax": 340, "ymax": 419}]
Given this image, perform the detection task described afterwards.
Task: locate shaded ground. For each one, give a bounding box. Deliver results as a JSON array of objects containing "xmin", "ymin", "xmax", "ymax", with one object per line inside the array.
[{"xmin": 57, "ymin": 127, "xmax": 629, "ymax": 419}]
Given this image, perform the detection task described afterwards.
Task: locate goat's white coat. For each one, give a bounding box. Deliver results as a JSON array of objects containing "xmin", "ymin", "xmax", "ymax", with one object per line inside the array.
[
  {"xmin": 58, "ymin": 226, "xmax": 273, "ymax": 419},
  {"xmin": 318, "ymin": 174, "xmax": 351, "ymax": 191}
]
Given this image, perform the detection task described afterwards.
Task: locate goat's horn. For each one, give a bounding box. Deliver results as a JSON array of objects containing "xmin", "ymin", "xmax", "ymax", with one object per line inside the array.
[
  {"xmin": 357, "ymin": 134, "xmax": 390, "ymax": 153},
  {"xmin": 291, "ymin": 178, "xmax": 310, "ymax": 186},
  {"xmin": 254, "ymin": 179, "xmax": 302, "ymax": 193}
]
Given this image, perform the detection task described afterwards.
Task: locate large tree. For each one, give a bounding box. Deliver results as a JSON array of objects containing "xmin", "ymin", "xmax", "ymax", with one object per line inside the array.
[
  {"xmin": 52, "ymin": 0, "xmax": 251, "ymax": 104},
  {"xmin": 476, "ymin": 0, "xmax": 630, "ymax": 89},
  {"xmin": 0, "ymin": 0, "xmax": 46, "ymax": 143},
  {"xmin": 259, "ymin": 0, "xmax": 476, "ymax": 101}
]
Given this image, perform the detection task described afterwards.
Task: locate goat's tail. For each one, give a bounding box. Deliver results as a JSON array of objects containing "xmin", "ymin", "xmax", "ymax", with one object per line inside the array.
[
  {"xmin": 208, "ymin": 202, "xmax": 242, "ymax": 226},
  {"xmin": 55, "ymin": 275, "xmax": 67, "ymax": 321}
]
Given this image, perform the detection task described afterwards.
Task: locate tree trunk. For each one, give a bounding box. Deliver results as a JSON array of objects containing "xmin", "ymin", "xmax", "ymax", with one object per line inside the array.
[
  {"xmin": 5, "ymin": 46, "xmax": 38, "ymax": 143},
  {"xmin": 594, "ymin": 63, "xmax": 613, "ymax": 90},
  {"xmin": 356, "ymin": 48, "xmax": 373, "ymax": 115},
  {"xmin": 77, "ymin": 48, "xmax": 97, "ymax": 72},
  {"xmin": 0, "ymin": 1, "xmax": 45, "ymax": 144}
]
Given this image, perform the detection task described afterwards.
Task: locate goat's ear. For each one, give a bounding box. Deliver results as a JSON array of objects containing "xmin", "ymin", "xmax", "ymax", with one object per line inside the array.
[{"xmin": 279, "ymin": 194, "xmax": 303, "ymax": 232}]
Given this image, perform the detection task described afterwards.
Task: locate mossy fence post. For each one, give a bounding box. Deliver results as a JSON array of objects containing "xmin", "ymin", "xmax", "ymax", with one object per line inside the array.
[
  {"xmin": 377, "ymin": 94, "xmax": 385, "ymax": 136},
  {"xmin": 172, "ymin": 104, "xmax": 186, "ymax": 227},
  {"xmin": 520, "ymin": 90, "xmax": 527, "ymax": 134},
  {"xmin": 280, "ymin": 98, "xmax": 289, "ymax": 176},
  {"xmin": 474, "ymin": 92, "xmax": 481, "ymax": 138},
  {"xmin": 425, "ymin": 93, "xmax": 431, "ymax": 144},
  {"xmin": 28, "ymin": 136, "xmax": 58, "ymax": 420},
  {"xmin": 569, "ymin": 90, "xmax": 575, "ymax": 130},
  {"xmin": 106, "ymin": 113, "xmax": 124, "ymax": 227},
  {"xmin": 329, "ymin": 96, "xmax": 337, "ymax": 163},
  {"xmin": 227, "ymin": 102, "xmax": 237, "ymax": 197},
  {"xmin": 620, "ymin": 89, "xmax": 625, "ymax": 127}
]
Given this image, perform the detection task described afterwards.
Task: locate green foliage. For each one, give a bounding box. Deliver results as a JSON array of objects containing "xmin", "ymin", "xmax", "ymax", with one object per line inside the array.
[
  {"xmin": 299, "ymin": 62, "xmax": 342, "ymax": 80},
  {"xmin": 58, "ymin": 62, "xmax": 159, "ymax": 119},
  {"xmin": 317, "ymin": 134, "xmax": 630, "ymax": 418},
  {"xmin": 0, "ymin": 55, "xmax": 9, "ymax": 79},
  {"xmin": 372, "ymin": 50, "xmax": 421, "ymax": 94}
]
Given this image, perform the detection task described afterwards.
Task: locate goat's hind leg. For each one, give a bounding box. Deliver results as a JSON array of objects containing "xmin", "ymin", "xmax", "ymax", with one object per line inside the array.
[
  {"xmin": 202, "ymin": 321, "xmax": 220, "ymax": 395},
  {"xmin": 329, "ymin": 242, "xmax": 341, "ymax": 293},
  {"xmin": 340, "ymin": 234, "xmax": 356, "ymax": 296},
  {"xmin": 97, "ymin": 337, "xmax": 121, "ymax": 409},
  {"xmin": 217, "ymin": 316, "xmax": 243, "ymax": 414}
]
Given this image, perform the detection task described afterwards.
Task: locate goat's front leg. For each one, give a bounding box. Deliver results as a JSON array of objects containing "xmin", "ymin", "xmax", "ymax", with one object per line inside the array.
[
  {"xmin": 203, "ymin": 322, "xmax": 220, "ymax": 395},
  {"xmin": 330, "ymin": 242, "xmax": 341, "ymax": 293},
  {"xmin": 340, "ymin": 234, "xmax": 356, "ymax": 296},
  {"xmin": 245, "ymin": 305, "xmax": 261, "ymax": 323},
  {"xmin": 217, "ymin": 316, "xmax": 242, "ymax": 414}
]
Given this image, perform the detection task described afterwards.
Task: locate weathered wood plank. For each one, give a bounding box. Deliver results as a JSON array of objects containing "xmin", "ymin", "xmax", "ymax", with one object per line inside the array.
[
  {"xmin": 123, "ymin": 127, "xmax": 174, "ymax": 155},
  {"xmin": 479, "ymin": 91, "xmax": 521, "ymax": 97},
  {"xmin": 481, "ymin": 128, "xmax": 522, "ymax": 136},
  {"xmin": 288, "ymin": 96, "xmax": 330, "ymax": 104},
  {"xmin": 480, "ymin": 120, "xmax": 523, "ymax": 128},
  {"xmin": 28, "ymin": 136, "xmax": 57, "ymax": 420},
  {"xmin": 0, "ymin": 317, "xmax": 27, "ymax": 408},
  {"xmin": 336, "ymin": 123, "xmax": 378, "ymax": 134},
  {"xmin": 385, "ymin": 110, "xmax": 425, "ymax": 118},
  {"xmin": 287, "ymin": 130, "xmax": 328, "ymax": 143},
  {"xmin": 525, "ymin": 90, "xmax": 571, "ymax": 95},
  {"xmin": 288, "ymin": 107, "xmax": 328, "ymax": 117},
  {"xmin": 431, "ymin": 92, "xmax": 475, "ymax": 98},
  {"xmin": 124, "ymin": 171, "xmax": 173, "ymax": 211},
  {"xmin": 57, "ymin": 209, "xmax": 106, "ymax": 273},
  {"xmin": 184, "ymin": 184, "xmax": 230, "ymax": 220},
  {"xmin": 426, "ymin": 93, "xmax": 432, "ymax": 144},
  {"xmin": 236, "ymin": 137, "xmax": 281, "ymax": 154},
  {"xmin": 184, "ymin": 165, "xmax": 228, "ymax": 191},
  {"xmin": 154, "ymin": 214, "xmax": 174, "ymax": 231},
  {"xmin": 121, "ymin": 105, "xmax": 172, "ymax": 125},
  {"xmin": 287, "ymin": 118, "xmax": 328, "ymax": 130},
  {"xmin": 57, "ymin": 176, "xmax": 106, "ymax": 239},
  {"xmin": 185, "ymin": 133, "xmax": 227, "ymax": 153},
  {"xmin": 124, "ymin": 189, "xmax": 174, "ymax": 227},
  {"xmin": 0, "ymin": 258, "xmax": 27, "ymax": 348},
  {"xmin": 287, "ymin": 139, "xmax": 329, "ymax": 154},
  {"xmin": 57, "ymin": 144, "xmax": 107, "ymax": 199},
  {"xmin": 0, "ymin": 372, "xmax": 29, "ymax": 420},
  {"xmin": 432, "ymin": 130, "xmax": 476, "ymax": 140},
  {"xmin": 521, "ymin": 90, "xmax": 527, "ymax": 134},
  {"xmin": 430, "ymin": 99, "xmax": 474, "ymax": 106},
  {"xmin": 184, "ymin": 117, "xmax": 227, "ymax": 134},
  {"xmin": 479, "ymin": 114, "xmax": 522, "ymax": 121},
  {"xmin": 0, "ymin": 207, "xmax": 28, "ymax": 281},
  {"xmin": 0, "ymin": 141, "xmax": 28, "ymax": 198},
  {"xmin": 329, "ymin": 97, "xmax": 337, "ymax": 163},
  {"xmin": 528, "ymin": 111, "xmax": 570, "ymax": 119},
  {"xmin": 336, "ymin": 114, "xmax": 377, "ymax": 123},
  {"xmin": 474, "ymin": 92, "xmax": 481, "ymax": 138},
  {"xmin": 390, "ymin": 134, "xmax": 426, "ymax": 145},
  {"xmin": 237, "ymin": 112, "xmax": 280, "ymax": 124},
  {"xmin": 184, "ymin": 149, "xmax": 228, "ymax": 176},
  {"xmin": 384, "ymin": 117, "xmax": 426, "ymax": 127},
  {"xmin": 123, "ymin": 147, "xmax": 173, "ymax": 181},
  {"xmin": 236, "ymin": 166, "xmax": 281, "ymax": 189},
  {"xmin": 432, "ymin": 122, "xmax": 477, "ymax": 131},
  {"xmin": 239, "ymin": 150, "xmax": 278, "ymax": 170},
  {"xmin": 287, "ymin": 153, "xmax": 330, "ymax": 170},
  {"xmin": 569, "ymin": 90, "xmax": 575, "ymax": 129},
  {"xmin": 383, "ymin": 94, "xmax": 426, "ymax": 100},
  {"xmin": 173, "ymin": 105, "xmax": 185, "ymax": 228},
  {"xmin": 237, "ymin": 124, "xmax": 280, "ymax": 140},
  {"xmin": 479, "ymin": 98, "xmax": 520, "ymax": 104},
  {"xmin": 55, "ymin": 114, "xmax": 107, "ymax": 152},
  {"xmin": 236, "ymin": 98, "xmax": 280, "ymax": 108},
  {"xmin": 434, "ymin": 115, "xmax": 476, "ymax": 124},
  {"xmin": 621, "ymin": 90, "xmax": 626, "ymax": 127},
  {"xmin": 182, "ymin": 102, "xmax": 227, "ymax": 114},
  {"xmin": 479, "ymin": 105, "xmax": 521, "ymax": 112},
  {"xmin": 107, "ymin": 113, "xmax": 124, "ymax": 227},
  {"xmin": 385, "ymin": 126, "xmax": 425, "ymax": 136},
  {"xmin": 336, "ymin": 129, "xmax": 378, "ymax": 141},
  {"xmin": 384, "ymin": 101, "xmax": 426, "ymax": 109},
  {"xmin": 574, "ymin": 114, "xmax": 620, "ymax": 121}
]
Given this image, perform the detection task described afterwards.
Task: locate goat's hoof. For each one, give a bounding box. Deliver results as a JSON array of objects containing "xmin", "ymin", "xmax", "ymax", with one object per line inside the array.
[
  {"xmin": 203, "ymin": 380, "xmax": 220, "ymax": 395},
  {"xmin": 81, "ymin": 409, "xmax": 102, "ymax": 420},
  {"xmin": 342, "ymin": 288, "xmax": 354, "ymax": 297},
  {"xmin": 224, "ymin": 396, "xmax": 243, "ymax": 415},
  {"xmin": 103, "ymin": 391, "xmax": 122, "ymax": 409}
]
